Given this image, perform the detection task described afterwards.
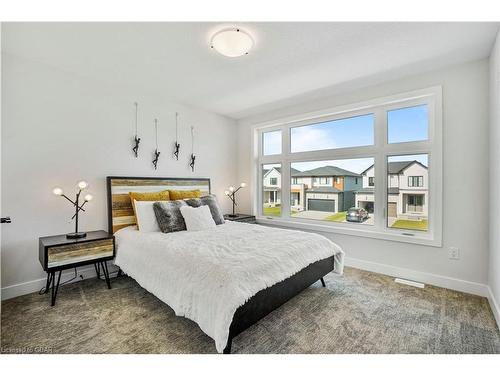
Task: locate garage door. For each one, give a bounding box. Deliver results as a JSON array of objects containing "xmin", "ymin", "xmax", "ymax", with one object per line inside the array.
[
  {"xmin": 388, "ymin": 202, "xmax": 397, "ymax": 217},
  {"xmin": 308, "ymin": 199, "xmax": 335, "ymax": 212}
]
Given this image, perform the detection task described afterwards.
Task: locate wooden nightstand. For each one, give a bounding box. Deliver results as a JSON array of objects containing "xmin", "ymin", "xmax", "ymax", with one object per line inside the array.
[
  {"xmin": 39, "ymin": 230, "xmax": 115, "ymax": 306},
  {"xmin": 224, "ymin": 214, "xmax": 256, "ymax": 224}
]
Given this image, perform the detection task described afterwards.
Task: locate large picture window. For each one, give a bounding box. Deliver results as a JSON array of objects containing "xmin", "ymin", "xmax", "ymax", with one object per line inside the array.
[{"xmin": 256, "ymin": 87, "xmax": 442, "ymax": 246}]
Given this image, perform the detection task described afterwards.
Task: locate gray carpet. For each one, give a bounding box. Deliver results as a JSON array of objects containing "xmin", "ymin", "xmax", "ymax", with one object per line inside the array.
[{"xmin": 1, "ymin": 267, "xmax": 499, "ymax": 354}]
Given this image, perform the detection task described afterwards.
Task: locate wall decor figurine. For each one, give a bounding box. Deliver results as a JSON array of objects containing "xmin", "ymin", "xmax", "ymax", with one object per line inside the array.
[
  {"xmin": 189, "ymin": 125, "xmax": 196, "ymax": 172},
  {"xmin": 152, "ymin": 118, "xmax": 160, "ymax": 170},
  {"xmin": 173, "ymin": 112, "xmax": 181, "ymax": 160},
  {"xmin": 132, "ymin": 102, "xmax": 141, "ymax": 157}
]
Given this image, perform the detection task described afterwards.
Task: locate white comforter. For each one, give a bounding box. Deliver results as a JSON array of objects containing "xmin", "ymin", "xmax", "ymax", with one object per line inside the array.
[{"xmin": 114, "ymin": 221, "xmax": 344, "ymax": 353}]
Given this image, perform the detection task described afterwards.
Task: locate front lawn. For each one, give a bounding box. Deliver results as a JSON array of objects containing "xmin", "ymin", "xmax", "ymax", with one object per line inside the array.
[
  {"xmin": 263, "ymin": 206, "xmax": 281, "ymax": 216},
  {"xmin": 325, "ymin": 211, "xmax": 347, "ymax": 222},
  {"xmin": 391, "ymin": 219, "xmax": 428, "ymax": 231}
]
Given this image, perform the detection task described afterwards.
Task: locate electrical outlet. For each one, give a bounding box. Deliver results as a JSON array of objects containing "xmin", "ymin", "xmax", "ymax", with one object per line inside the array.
[{"xmin": 449, "ymin": 247, "xmax": 460, "ymax": 260}]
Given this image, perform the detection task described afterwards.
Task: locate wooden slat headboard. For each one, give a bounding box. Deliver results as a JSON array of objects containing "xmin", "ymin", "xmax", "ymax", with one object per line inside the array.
[{"xmin": 106, "ymin": 176, "xmax": 211, "ymax": 233}]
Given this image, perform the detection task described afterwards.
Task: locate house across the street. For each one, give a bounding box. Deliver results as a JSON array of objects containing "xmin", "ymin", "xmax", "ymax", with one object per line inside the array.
[{"xmin": 354, "ymin": 160, "xmax": 428, "ymax": 221}]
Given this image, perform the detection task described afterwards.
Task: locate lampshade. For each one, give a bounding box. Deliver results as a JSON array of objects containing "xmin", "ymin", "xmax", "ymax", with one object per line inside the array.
[
  {"xmin": 240, "ymin": 182, "xmax": 247, "ymax": 188},
  {"xmin": 84, "ymin": 194, "xmax": 93, "ymax": 202},
  {"xmin": 224, "ymin": 190, "xmax": 230, "ymax": 196},
  {"xmin": 210, "ymin": 28, "xmax": 254, "ymax": 57},
  {"xmin": 229, "ymin": 186, "xmax": 235, "ymax": 192},
  {"xmin": 77, "ymin": 180, "xmax": 88, "ymax": 190}
]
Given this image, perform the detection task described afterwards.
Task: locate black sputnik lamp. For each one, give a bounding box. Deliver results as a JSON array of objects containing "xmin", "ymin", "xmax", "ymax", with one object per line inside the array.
[
  {"xmin": 52, "ymin": 180, "xmax": 93, "ymax": 239},
  {"xmin": 224, "ymin": 182, "xmax": 247, "ymax": 218}
]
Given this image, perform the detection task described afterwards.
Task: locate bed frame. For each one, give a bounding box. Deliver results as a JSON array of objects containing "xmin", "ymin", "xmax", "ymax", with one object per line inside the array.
[{"xmin": 106, "ymin": 176, "xmax": 335, "ymax": 354}]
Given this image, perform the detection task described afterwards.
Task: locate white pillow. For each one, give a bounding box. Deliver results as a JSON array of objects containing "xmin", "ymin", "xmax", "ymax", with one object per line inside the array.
[
  {"xmin": 180, "ymin": 205, "xmax": 216, "ymax": 232},
  {"xmin": 134, "ymin": 200, "xmax": 161, "ymax": 232}
]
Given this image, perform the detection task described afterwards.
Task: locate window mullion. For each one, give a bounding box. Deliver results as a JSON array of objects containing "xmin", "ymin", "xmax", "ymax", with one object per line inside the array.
[{"xmin": 374, "ymin": 108, "xmax": 387, "ymax": 232}]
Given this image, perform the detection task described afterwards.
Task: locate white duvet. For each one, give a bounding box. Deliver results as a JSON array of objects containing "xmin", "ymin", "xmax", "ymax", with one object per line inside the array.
[{"xmin": 114, "ymin": 221, "xmax": 344, "ymax": 353}]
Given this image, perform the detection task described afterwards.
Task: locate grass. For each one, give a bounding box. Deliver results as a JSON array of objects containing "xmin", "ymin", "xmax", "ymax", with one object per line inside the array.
[
  {"xmin": 263, "ymin": 206, "xmax": 299, "ymax": 216},
  {"xmin": 263, "ymin": 206, "xmax": 281, "ymax": 216},
  {"xmin": 391, "ymin": 219, "xmax": 428, "ymax": 231},
  {"xmin": 324, "ymin": 211, "xmax": 347, "ymax": 222}
]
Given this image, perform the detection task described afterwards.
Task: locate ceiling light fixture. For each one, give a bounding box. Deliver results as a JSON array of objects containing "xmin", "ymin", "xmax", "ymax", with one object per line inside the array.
[{"xmin": 210, "ymin": 28, "xmax": 254, "ymax": 57}]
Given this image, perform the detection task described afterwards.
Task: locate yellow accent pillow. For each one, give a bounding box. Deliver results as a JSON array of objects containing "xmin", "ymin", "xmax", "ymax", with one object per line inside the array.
[
  {"xmin": 169, "ymin": 189, "xmax": 202, "ymax": 200},
  {"xmin": 129, "ymin": 190, "xmax": 170, "ymax": 229}
]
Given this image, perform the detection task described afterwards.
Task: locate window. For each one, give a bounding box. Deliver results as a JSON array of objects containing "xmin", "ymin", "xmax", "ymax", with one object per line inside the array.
[
  {"xmin": 318, "ymin": 177, "xmax": 330, "ymax": 185},
  {"xmin": 262, "ymin": 164, "xmax": 281, "ymax": 217},
  {"xmin": 387, "ymin": 154, "xmax": 428, "ymax": 232},
  {"xmin": 262, "ymin": 130, "xmax": 282, "ymax": 155},
  {"xmin": 387, "ymin": 104, "xmax": 428, "ymax": 143},
  {"xmin": 290, "ymin": 114, "xmax": 374, "ymax": 153},
  {"xmin": 408, "ymin": 176, "xmax": 424, "ymax": 187},
  {"xmin": 289, "ymin": 158, "xmax": 374, "ymax": 225},
  {"xmin": 256, "ymin": 87, "xmax": 441, "ymax": 246}
]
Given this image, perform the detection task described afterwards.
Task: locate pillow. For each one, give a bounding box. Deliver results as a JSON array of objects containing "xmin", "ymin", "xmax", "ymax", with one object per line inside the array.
[
  {"xmin": 185, "ymin": 195, "xmax": 225, "ymax": 225},
  {"xmin": 180, "ymin": 205, "xmax": 216, "ymax": 232},
  {"xmin": 129, "ymin": 190, "xmax": 170, "ymax": 229},
  {"xmin": 133, "ymin": 200, "xmax": 160, "ymax": 232},
  {"xmin": 153, "ymin": 200, "xmax": 188, "ymax": 233},
  {"xmin": 169, "ymin": 189, "xmax": 201, "ymax": 201}
]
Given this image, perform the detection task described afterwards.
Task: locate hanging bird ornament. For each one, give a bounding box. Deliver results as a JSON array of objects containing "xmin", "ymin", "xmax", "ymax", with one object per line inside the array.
[
  {"xmin": 132, "ymin": 102, "xmax": 141, "ymax": 157},
  {"xmin": 173, "ymin": 112, "xmax": 181, "ymax": 160},
  {"xmin": 152, "ymin": 118, "xmax": 160, "ymax": 170},
  {"xmin": 189, "ymin": 125, "xmax": 196, "ymax": 172}
]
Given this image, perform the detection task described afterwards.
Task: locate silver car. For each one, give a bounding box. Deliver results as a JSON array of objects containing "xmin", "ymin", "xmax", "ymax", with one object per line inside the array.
[{"xmin": 346, "ymin": 207, "xmax": 369, "ymax": 222}]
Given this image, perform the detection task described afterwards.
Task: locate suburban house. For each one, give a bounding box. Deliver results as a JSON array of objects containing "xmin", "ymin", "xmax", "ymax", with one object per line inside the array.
[
  {"xmin": 263, "ymin": 166, "xmax": 362, "ymax": 213},
  {"xmin": 262, "ymin": 167, "xmax": 283, "ymax": 206},
  {"xmin": 354, "ymin": 160, "xmax": 428, "ymax": 220}
]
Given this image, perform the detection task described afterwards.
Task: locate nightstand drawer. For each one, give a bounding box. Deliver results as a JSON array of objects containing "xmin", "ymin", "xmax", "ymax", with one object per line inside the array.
[{"xmin": 47, "ymin": 238, "xmax": 114, "ymax": 269}]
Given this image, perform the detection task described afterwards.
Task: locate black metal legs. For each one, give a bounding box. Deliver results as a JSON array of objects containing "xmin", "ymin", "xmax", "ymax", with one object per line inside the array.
[
  {"xmin": 44, "ymin": 272, "xmax": 53, "ymax": 294},
  {"xmin": 101, "ymin": 261, "xmax": 111, "ymax": 289},
  {"xmin": 94, "ymin": 262, "xmax": 101, "ymax": 278},
  {"xmin": 50, "ymin": 271, "xmax": 62, "ymax": 306},
  {"xmin": 95, "ymin": 261, "xmax": 111, "ymax": 289},
  {"xmin": 320, "ymin": 277, "xmax": 326, "ymax": 287}
]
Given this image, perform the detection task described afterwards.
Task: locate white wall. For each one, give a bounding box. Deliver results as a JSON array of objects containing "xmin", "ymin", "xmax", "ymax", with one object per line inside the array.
[
  {"xmin": 489, "ymin": 31, "xmax": 500, "ymax": 324},
  {"xmin": 1, "ymin": 52, "xmax": 237, "ymax": 298},
  {"xmin": 238, "ymin": 59, "xmax": 490, "ymax": 295}
]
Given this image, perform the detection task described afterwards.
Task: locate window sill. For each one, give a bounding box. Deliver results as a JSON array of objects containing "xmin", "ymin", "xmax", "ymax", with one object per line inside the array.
[{"xmin": 256, "ymin": 216, "xmax": 442, "ymax": 248}]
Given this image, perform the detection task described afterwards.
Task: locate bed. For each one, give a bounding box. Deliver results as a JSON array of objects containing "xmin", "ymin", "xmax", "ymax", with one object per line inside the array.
[{"xmin": 107, "ymin": 176, "xmax": 344, "ymax": 353}]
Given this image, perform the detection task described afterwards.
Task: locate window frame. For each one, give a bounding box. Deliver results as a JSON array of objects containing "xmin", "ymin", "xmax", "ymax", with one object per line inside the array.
[
  {"xmin": 408, "ymin": 176, "xmax": 424, "ymax": 187},
  {"xmin": 253, "ymin": 86, "xmax": 442, "ymax": 247}
]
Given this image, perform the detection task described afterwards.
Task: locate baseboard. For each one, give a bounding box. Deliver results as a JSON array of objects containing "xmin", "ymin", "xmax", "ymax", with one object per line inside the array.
[
  {"xmin": 345, "ymin": 257, "xmax": 489, "ymax": 297},
  {"xmin": 487, "ymin": 287, "xmax": 500, "ymax": 329},
  {"xmin": 1, "ymin": 263, "xmax": 119, "ymax": 301}
]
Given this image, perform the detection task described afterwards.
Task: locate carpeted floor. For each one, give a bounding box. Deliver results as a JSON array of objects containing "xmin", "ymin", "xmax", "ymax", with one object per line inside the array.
[{"xmin": 1, "ymin": 267, "xmax": 499, "ymax": 354}]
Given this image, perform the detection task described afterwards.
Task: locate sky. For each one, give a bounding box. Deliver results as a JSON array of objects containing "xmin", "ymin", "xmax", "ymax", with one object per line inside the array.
[{"xmin": 263, "ymin": 104, "xmax": 429, "ymax": 172}]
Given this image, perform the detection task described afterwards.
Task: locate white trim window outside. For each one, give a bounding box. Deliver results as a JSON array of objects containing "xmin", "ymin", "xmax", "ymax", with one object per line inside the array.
[{"xmin": 254, "ymin": 87, "xmax": 442, "ymax": 247}]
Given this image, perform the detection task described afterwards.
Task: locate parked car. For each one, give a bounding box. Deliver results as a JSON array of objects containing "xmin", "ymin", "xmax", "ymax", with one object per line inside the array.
[{"xmin": 346, "ymin": 207, "xmax": 369, "ymax": 222}]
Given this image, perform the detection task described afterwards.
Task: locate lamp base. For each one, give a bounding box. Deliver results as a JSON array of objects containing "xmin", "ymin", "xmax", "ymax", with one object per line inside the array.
[
  {"xmin": 66, "ymin": 232, "xmax": 87, "ymax": 239},
  {"xmin": 226, "ymin": 214, "xmax": 239, "ymax": 218}
]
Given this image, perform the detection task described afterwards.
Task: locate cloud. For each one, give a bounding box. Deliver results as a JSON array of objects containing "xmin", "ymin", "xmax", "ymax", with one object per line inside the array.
[{"xmin": 291, "ymin": 126, "xmax": 336, "ymax": 152}]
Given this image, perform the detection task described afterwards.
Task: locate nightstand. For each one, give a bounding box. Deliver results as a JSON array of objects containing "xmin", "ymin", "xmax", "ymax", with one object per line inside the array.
[
  {"xmin": 39, "ymin": 230, "xmax": 115, "ymax": 306},
  {"xmin": 224, "ymin": 214, "xmax": 256, "ymax": 224}
]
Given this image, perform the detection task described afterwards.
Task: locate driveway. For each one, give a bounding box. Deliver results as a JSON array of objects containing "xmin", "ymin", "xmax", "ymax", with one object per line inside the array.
[{"xmin": 292, "ymin": 210, "xmax": 374, "ymax": 225}]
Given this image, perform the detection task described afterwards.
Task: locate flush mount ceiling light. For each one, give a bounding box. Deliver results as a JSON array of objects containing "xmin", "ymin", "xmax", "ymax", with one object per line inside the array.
[{"xmin": 210, "ymin": 28, "xmax": 254, "ymax": 57}]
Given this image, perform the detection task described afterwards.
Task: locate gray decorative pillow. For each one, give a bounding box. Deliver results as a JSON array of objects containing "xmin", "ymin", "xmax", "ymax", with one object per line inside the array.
[
  {"xmin": 153, "ymin": 200, "xmax": 188, "ymax": 233},
  {"xmin": 185, "ymin": 195, "xmax": 225, "ymax": 225}
]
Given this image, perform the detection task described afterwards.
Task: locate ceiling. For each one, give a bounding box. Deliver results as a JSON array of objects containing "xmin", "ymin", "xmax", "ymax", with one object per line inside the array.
[{"xmin": 2, "ymin": 22, "xmax": 499, "ymax": 119}]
